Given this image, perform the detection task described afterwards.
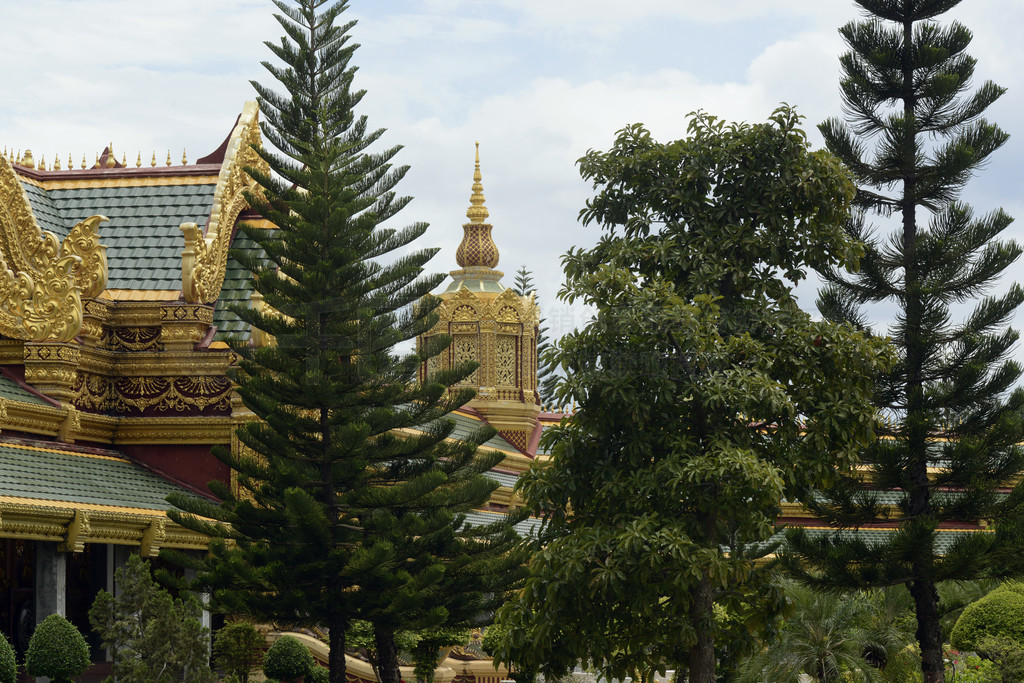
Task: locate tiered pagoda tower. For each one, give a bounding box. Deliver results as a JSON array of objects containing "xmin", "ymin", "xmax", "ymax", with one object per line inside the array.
[{"xmin": 419, "ymin": 144, "xmax": 541, "ymax": 452}]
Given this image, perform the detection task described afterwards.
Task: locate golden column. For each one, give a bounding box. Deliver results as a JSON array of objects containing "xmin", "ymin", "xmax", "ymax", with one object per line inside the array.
[{"xmin": 420, "ymin": 144, "xmax": 541, "ymax": 452}]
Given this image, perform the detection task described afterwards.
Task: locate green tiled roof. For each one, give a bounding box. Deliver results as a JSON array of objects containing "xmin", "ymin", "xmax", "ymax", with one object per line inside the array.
[
  {"xmin": 0, "ymin": 441, "xmax": 202, "ymax": 511},
  {"xmin": 213, "ymin": 229, "xmax": 268, "ymax": 342},
  {"xmin": 464, "ymin": 509, "xmax": 541, "ymax": 537},
  {"xmin": 449, "ymin": 411, "xmax": 521, "ymax": 453},
  {"xmin": 779, "ymin": 526, "xmax": 983, "ymax": 555},
  {"xmin": 21, "ymin": 182, "xmax": 69, "ymax": 239},
  {"xmin": 18, "ymin": 182, "xmax": 217, "ymax": 291},
  {"xmin": 0, "ymin": 375, "xmax": 51, "ymax": 406}
]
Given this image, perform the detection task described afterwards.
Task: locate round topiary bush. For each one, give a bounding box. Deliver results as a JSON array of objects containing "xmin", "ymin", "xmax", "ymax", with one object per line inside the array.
[
  {"xmin": 309, "ymin": 665, "xmax": 330, "ymax": 683},
  {"xmin": 263, "ymin": 635, "xmax": 314, "ymax": 683},
  {"xmin": 25, "ymin": 613, "xmax": 90, "ymax": 683},
  {"xmin": 0, "ymin": 631, "xmax": 15, "ymax": 683},
  {"xmin": 951, "ymin": 588, "xmax": 1024, "ymax": 651}
]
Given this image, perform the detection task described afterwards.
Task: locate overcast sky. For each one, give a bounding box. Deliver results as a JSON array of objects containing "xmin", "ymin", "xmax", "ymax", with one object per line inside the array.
[{"xmin": 1, "ymin": 0, "xmax": 1022, "ymax": 343}]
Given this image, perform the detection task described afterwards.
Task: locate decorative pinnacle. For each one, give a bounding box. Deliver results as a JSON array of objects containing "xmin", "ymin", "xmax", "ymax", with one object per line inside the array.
[
  {"xmin": 105, "ymin": 143, "xmax": 115, "ymax": 168},
  {"xmin": 466, "ymin": 141, "xmax": 489, "ymax": 224},
  {"xmin": 22, "ymin": 149, "xmax": 34, "ymax": 169}
]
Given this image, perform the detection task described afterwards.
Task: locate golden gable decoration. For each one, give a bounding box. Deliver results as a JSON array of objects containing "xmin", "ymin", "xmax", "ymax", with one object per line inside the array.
[
  {"xmin": 181, "ymin": 100, "xmax": 268, "ymax": 304},
  {"xmin": 0, "ymin": 155, "xmax": 109, "ymax": 342}
]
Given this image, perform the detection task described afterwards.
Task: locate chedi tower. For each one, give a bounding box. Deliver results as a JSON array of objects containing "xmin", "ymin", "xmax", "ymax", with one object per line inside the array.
[{"xmin": 419, "ymin": 144, "xmax": 541, "ymax": 452}]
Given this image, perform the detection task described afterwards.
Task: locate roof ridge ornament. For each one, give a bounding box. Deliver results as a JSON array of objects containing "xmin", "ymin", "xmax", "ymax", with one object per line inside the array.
[
  {"xmin": 455, "ymin": 142, "xmax": 499, "ymax": 270},
  {"xmin": 181, "ymin": 101, "xmax": 268, "ymax": 304}
]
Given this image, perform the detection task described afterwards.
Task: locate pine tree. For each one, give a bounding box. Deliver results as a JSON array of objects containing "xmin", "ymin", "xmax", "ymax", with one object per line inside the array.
[
  {"xmin": 784, "ymin": 3, "xmax": 1024, "ymax": 681},
  {"xmin": 166, "ymin": 3, "xmax": 513, "ymax": 683},
  {"xmin": 512, "ymin": 267, "xmax": 556, "ymax": 407}
]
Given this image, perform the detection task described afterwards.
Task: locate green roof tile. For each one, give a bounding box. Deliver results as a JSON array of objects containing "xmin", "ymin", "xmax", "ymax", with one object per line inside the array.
[
  {"xmin": 47, "ymin": 183, "xmax": 217, "ymax": 291},
  {"xmin": 0, "ymin": 441, "xmax": 204, "ymax": 511},
  {"xmin": 0, "ymin": 375, "xmax": 51, "ymax": 406}
]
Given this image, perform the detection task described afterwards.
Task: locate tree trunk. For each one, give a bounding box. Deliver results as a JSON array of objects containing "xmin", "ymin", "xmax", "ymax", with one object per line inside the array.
[
  {"xmin": 910, "ymin": 579, "xmax": 945, "ymax": 683},
  {"xmin": 329, "ymin": 612, "xmax": 348, "ymax": 683},
  {"xmin": 687, "ymin": 571, "xmax": 716, "ymax": 683},
  {"xmin": 375, "ymin": 625, "xmax": 403, "ymax": 683}
]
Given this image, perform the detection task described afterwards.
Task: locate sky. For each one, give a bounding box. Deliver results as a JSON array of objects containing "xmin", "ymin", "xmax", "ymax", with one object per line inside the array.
[{"xmin": 1, "ymin": 0, "xmax": 1022, "ymax": 343}]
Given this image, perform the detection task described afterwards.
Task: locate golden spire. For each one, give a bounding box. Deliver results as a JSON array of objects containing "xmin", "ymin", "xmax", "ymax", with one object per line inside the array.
[
  {"xmin": 81, "ymin": 153, "xmax": 87, "ymax": 169},
  {"xmin": 454, "ymin": 142, "xmax": 499, "ymax": 270},
  {"xmin": 165, "ymin": 150, "xmax": 172, "ymax": 166},
  {"xmin": 136, "ymin": 151, "xmax": 142, "ymax": 168},
  {"xmin": 151, "ymin": 151, "xmax": 157, "ymax": 167},
  {"xmin": 105, "ymin": 143, "xmax": 116, "ymax": 168},
  {"xmin": 181, "ymin": 148, "xmax": 187, "ymax": 165},
  {"xmin": 466, "ymin": 141, "xmax": 489, "ymax": 224},
  {"xmin": 22, "ymin": 149, "xmax": 34, "ymax": 169},
  {"xmin": 68, "ymin": 153, "xmax": 73, "ymax": 170},
  {"xmin": 94, "ymin": 152, "xmax": 100, "ymax": 169},
  {"xmin": 53, "ymin": 154, "xmax": 60, "ymax": 171},
  {"xmin": 121, "ymin": 152, "xmax": 126, "ymax": 167}
]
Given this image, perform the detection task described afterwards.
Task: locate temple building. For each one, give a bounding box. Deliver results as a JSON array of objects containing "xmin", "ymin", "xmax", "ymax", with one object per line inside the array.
[{"xmin": 0, "ymin": 103, "xmax": 554, "ymax": 680}]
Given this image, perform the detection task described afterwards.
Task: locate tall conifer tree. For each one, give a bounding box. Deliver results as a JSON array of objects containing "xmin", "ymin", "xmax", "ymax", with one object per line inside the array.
[
  {"xmin": 784, "ymin": 2, "xmax": 1024, "ymax": 680},
  {"xmin": 513, "ymin": 267, "xmax": 556, "ymax": 407},
  {"xmin": 167, "ymin": 3, "xmax": 515, "ymax": 683}
]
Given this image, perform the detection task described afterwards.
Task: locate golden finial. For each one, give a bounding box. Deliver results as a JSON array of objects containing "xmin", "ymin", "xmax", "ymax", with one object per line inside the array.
[
  {"xmin": 53, "ymin": 154, "xmax": 61, "ymax": 171},
  {"xmin": 166, "ymin": 150, "xmax": 172, "ymax": 166},
  {"xmin": 94, "ymin": 152, "xmax": 100, "ymax": 169},
  {"xmin": 181, "ymin": 148, "xmax": 187, "ymax": 165},
  {"xmin": 121, "ymin": 152, "xmax": 126, "ymax": 167},
  {"xmin": 466, "ymin": 140, "xmax": 489, "ymax": 224},
  {"xmin": 455, "ymin": 142, "xmax": 500, "ymax": 270},
  {"xmin": 39, "ymin": 155, "xmax": 46, "ymax": 171},
  {"xmin": 105, "ymin": 143, "xmax": 116, "ymax": 168},
  {"xmin": 136, "ymin": 151, "xmax": 141, "ymax": 168},
  {"xmin": 81, "ymin": 153, "xmax": 87, "ymax": 169},
  {"xmin": 22, "ymin": 149, "xmax": 35, "ymax": 169},
  {"xmin": 68, "ymin": 153, "xmax": 73, "ymax": 170},
  {"xmin": 151, "ymin": 151, "xmax": 157, "ymax": 167}
]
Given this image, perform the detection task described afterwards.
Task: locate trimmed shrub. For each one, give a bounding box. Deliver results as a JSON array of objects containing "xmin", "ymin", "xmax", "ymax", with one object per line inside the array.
[
  {"xmin": 978, "ymin": 635, "xmax": 1024, "ymax": 682},
  {"xmin": 25, "ymin": 613, "xmax": 90, "ymax": 683},
  {"xmin": 309, "ymin": 665, "xmax": 330, "ymax": 683},
  {"xmin": 214, "ymin": 621, "xmax": 265, "ymax": 683},
  {"xmin": 0, "ymin": 631, "xmax": 14, "ymax": 683},
  {"xmin": 951, "ymin": 589, "xmax": 1024, "ymax": 651},
  {"xmin": 263, "ymin": 635, "xmax": 314, "ymax": 682}
]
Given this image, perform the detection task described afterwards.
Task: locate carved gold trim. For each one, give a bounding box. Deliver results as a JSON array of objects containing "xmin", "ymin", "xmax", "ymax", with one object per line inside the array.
[
  {"xmin": 182, "ymin": 101, "xmax": 267, "ymax": 303},
  {"xmin": 0, "ymin": 499, "xmax": 209, "ymax": 550},
  {"xmin": 0, "ymin": 156, "xmax": 114, "ymax": 341}
]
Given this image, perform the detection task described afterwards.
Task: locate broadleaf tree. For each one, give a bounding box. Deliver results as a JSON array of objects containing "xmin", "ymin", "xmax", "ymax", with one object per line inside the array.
[
  {"xmin": 166, "ymin": 2, "xmax": 521, "ymax": 683},
  {"xmin": 494, "ymin": 107, "xmax": 893, "ymax": 683},
  {"xmin": 782, "ymin": 3, "xmax": 1024, "ymax": 681}
]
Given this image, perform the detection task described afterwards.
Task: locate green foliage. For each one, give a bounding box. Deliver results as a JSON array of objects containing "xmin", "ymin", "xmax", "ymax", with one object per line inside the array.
[
  {"xmin": 975, "ymin": 635, "xmax": 1024, "ymax": 683},
  {"xmin": 263, "ymin": 636, "xmax": 314, "ymax": 682},
  {"xmin": 946, "ymin": 649, "xmax": 999, "ymax": 683},
  {"xmin": 309, "ymin": 665, "xmax": 331, "ymax": 683},
  {"xmin": 25, "ymin": 613, "xmax": 90, "ymax": 683},
  {"xmin": 165, "ymin": 2, "xmax": 525, "ymax": 683},
  {"xmin": 0, "ymin": 631, "xmax": 14, "ymax": 683},
  {"xmin": 950, "ymin": 590, "xmax": 1024, "ymax": 651},
  {"xmin": 89, "ymin": 554, "xmax": 214, "ymax": 683},
  {"xmin": 214, "ymin": 621, "xmax": 264, "ymax": 683},
  {"xmin": 497, "ymin": 106, "xmax": 890, "ymax": 683},
  {"xmin": 735, "ymin": 584, "xmax": 880, "ymax": 683},
  {"xmin": 513, "ymin": 267, "xmax": 556, "ymax": 406},
  {"xmin": 411, "ymin": 627, "xmax": 470, "ymax": 683},
  {"xmin": 783, "ymin": 1, "xmax": 1024, "ymax": 679}
]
